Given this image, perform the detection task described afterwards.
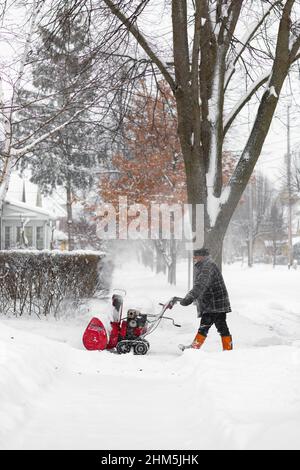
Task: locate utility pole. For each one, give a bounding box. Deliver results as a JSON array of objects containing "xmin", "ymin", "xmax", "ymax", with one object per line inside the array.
[
  {"xmin": 246, "ymin": 75, "xmax": 254, "ymax": 268},
  {"xmin": 188, "ymin": 250, "xmax": 191, "ymax": 291},
  {"xmin": 248, "ymin": 181, "xmax": 254, "ymax": 268},
  {"xmin": 287, "ymin": 105, "xmax": 293, "ymax": 269}
]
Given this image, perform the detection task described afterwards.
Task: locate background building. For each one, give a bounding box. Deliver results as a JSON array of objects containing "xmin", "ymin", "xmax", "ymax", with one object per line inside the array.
[{"xmin": 0, "ymin": 174, "xmax": 66, "ymax": 250}]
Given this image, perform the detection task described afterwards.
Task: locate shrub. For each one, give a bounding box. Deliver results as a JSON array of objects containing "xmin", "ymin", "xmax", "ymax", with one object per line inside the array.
[{"xmin": 0, "ymin": 250, "xmax": 112, "ymax": 317}]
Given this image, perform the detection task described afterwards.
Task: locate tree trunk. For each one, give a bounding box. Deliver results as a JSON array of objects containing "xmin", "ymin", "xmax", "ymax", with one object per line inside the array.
[
  {"xmin": 247, "ymin": 240, "xmax": 253, "ymax": 268},
  {"xmin": 205, "ymin": 225, "xmax": 225, "ymax": 270},
  {"xmin": 168, "ymin": 239, "xmax": 177, "ymax": 285},
  {"xmin": 273, "ymin": 241, "xmax": 277, "ymax": 268},
  {"xmin": 155, "ymin": 244, "xmax": 166, "ymax": 274},
  {"xmin": 66, "ymin": 182, "xmax": 74, "ymax": 251}
]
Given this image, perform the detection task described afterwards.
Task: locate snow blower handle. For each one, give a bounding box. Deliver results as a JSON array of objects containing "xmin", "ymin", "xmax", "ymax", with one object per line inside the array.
[
  {"xmin": 169, "ymin": 297, "xmax": 183, "ymax": 309},
  {"xmin": 158, "ymin": 297, "xmax": 182, "ymax": 309}
]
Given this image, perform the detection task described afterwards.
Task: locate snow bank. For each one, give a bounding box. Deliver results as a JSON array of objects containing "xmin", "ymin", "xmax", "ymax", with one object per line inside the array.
[
  {"xmin": 225, "ymin": 264, "xmax": 300, "ymax": 342},
  {"xmin": 0, "ymin": 261, "xmax": 299, "ymax": 450},
  {"xmin": 179, "ymin": 347, "xmax": 300, "ymax": 450},
  {"xmin": 0, "ymin": 322, "xmax": 66, "ymax": 446}
]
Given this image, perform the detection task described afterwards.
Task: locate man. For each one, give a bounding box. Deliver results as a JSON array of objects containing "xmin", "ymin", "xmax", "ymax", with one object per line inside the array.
[{"xmin": 180, "ymin": 248, "xmax": 233, "ymax": 351}]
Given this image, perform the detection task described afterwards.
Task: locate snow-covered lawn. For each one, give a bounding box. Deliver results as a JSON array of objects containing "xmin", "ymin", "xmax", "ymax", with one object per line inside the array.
[{"xmin": 0, "ymin": 261, "xmax": 299, "ymax": 450}]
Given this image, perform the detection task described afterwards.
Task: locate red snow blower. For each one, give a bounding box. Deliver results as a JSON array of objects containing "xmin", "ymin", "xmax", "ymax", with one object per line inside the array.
[{"xmin": 82, "ymin": 294, "xmax": 182, "ymax": 355}]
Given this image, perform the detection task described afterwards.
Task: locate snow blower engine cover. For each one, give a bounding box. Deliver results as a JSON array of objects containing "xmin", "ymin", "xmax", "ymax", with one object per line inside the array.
[{"xmin": 120, "ymin": 309, "xmax": 147, "ymax": 339}]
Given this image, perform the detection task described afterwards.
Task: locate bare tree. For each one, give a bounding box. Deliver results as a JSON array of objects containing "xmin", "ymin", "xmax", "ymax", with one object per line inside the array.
[
  {"xmin": 266, "ymin": 197, "xmax": 286, "ymax": 267},
  {"xmin": 100, "ymin": 0, "xmax": 300, "ymax": 266},
  {"xmin": 224, "ymin": 173, "xmax": 274, "ymax": 265},
  {"xmin": 291, "ymin": 153, "xmax": 300, "ymax": 193}
]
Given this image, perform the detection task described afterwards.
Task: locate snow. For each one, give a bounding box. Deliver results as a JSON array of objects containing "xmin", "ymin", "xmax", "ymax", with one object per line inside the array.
[
  {"xmin": 206, "ymin": 192, "xmax": 221, "ymax": 227},
  {"xmin": 206, "ymin": 185, "xmax": 231, "ymax": 229},
  {"xmin": 0, "ymin": 261, "xmax": 300, "ymax": 450},
  {"xmin": 268, "ymin": 86, "xmax": 278, "ymax": 99},
  {"xmin": 5, "ymin": 197, "xmax": 55, "ymax": 218},
  {"xmin": 6, "ymin": 173, "xmax": 67, "ymax": 218},
  {"xmin": 207, "ymin": 46, "xmax": 225, "ymax": 226},
  {"xmin": 0, "ymin": 248, "xmax": 106, "ymax": 257},
  {"xmin": 52, "ymin": 229, "xmax": 68, "ymax": 241}
]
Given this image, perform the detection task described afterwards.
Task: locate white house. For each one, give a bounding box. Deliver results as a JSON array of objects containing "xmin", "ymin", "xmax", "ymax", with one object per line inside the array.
[{"xmin": 0, "ymin": 174, "xmax": 66, "ymax": 250}]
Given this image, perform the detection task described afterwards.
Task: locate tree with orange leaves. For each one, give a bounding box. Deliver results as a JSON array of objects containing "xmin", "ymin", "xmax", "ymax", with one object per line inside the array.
[
  {"xmin": 101, "ymin": 80, "xmax": 186, "ymax": 207},
  {"xmin": 98, "ymin": 81, "xmax": 187, "ymax": 284}
]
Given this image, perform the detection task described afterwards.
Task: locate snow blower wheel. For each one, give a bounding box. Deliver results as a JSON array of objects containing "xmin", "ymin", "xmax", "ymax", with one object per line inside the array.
[
  {"xmin": 116, "ymin": 341, "xmax": 132, "ymax": 354},
  {"xmin": 133, "ymin": 340, "xmax": 150, "ymax": 355}
]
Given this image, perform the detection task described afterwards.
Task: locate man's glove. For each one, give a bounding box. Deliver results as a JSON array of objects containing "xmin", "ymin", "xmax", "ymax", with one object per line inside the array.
[{"xmin": 180, "ymin": 296, "xmax": 194, "ymax": 306}]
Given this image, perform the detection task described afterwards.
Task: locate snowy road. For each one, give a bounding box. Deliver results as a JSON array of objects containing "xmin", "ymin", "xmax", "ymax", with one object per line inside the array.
[{"xmin": 1, "ymin": 262, "xmax": 300, "ymax": 450}]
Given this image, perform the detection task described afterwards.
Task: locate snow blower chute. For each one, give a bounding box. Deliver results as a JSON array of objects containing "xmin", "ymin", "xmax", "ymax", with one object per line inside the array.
[{"xmin": 82, "ymin": 294, "xmax": 182, "ymax": 355}]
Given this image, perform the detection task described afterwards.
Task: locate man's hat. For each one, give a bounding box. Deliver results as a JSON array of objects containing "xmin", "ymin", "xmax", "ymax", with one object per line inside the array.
[{"xmin": 193, "ymin": 248, "xmax": 210, "ymax": 257}]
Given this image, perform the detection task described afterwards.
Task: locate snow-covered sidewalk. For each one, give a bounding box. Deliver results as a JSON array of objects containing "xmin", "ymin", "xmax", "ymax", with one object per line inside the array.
[{"xmin": 0, "ymin": 262, "xmax": 300, "ymax": 450}]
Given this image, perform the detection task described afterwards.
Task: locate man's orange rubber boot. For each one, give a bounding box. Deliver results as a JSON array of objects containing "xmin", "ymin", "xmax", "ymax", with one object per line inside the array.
[
  {"xmin": 191, "ymin": 333, "xmax": 206, "ymax": 349},
  {"xmin": 222, "ymin": 335, "xmax": 233, "ymax": 351}
]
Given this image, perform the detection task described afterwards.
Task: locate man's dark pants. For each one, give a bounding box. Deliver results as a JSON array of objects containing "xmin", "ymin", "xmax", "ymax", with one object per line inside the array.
[{"xmin": 198, "ymin": 312, "xmax": 231, "ymax": 337}]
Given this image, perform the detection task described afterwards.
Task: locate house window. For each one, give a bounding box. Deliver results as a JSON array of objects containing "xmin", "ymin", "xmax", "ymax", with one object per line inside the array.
[
  {"xmin": 36, "ymin": 226, "xmax": 44, "ymax": 250},
  {"xmin": 16, "ymin": 226, "xmax": 33, "ymax": 247},
  {"xmin": 16, "ymin": 227, "xmax": 22, "ymax": 245},
  {"xmin": 24, "ymin": 227, "xmax": 33, "ymax": 247},
  {"xmin": 5, "ymin": 227, "xmax": 11, "ymax": 249}
]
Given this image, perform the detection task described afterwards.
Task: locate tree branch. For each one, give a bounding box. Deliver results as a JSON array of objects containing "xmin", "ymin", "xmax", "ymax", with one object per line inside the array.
[
  {"xmin": 213, "ymin": 0, "xmax": 295, "ymax": 232},
  {"xmin": 224, "ymin": 36, "xmax": 300, "ymax": 136},
  {"xmin": 224, "ymin": 1, "xmax": 282, "ymax": 92},
  {"xmin": 10, "ymin": 108, "xmax": 85, "ymax": 159},
  {"xmin": 103, "ymin": 0, "xmax": 176, "ymax": 92},
  {"xmin": 224, "ymin": 71, "xmax": 270, "ymax": 135},
  {"xmin": 290, "ymin": 33, "xmax": 300, "ymax": 61},
  {"xmin": 172, "ymin": 0, "xmax": 190, "ymax": 89}
]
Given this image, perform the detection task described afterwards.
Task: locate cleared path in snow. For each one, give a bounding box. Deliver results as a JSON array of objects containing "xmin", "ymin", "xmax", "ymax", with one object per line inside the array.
[{"xmin": 1, "ymin": 262, "xmax": 300, "ymax": 450}]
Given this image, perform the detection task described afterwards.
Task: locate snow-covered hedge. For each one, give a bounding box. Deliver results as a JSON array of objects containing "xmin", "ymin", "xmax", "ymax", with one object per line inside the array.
[{"xmin": 0, "ymin": 250, "xmax": 111, "ymax": 317}]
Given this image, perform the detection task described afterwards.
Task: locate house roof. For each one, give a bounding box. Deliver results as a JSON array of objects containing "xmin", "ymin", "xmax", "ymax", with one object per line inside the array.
[
  {"xmin": 4, "ymin": 197, "xmax": 56, "ymax": 219},
  {"xmin": 293, "ymin": 196, "xmax": 300, "ymax": 210},
  {"xmin": 6, "ymin": 173, "xmax": 66, "ymax": 219},
  {"xmin": 264, "ymin": 240, "xmax": 287, "ymax": 248},
  {"xmin": 293, "ymin": 236, "xmax": 300, "ymax": 246}
]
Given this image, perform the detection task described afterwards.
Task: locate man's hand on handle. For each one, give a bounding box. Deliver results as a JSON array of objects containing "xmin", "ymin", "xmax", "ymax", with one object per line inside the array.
[{"xmin": 180, "ymin": 296, "xmax": 194, "ymax": 306}]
